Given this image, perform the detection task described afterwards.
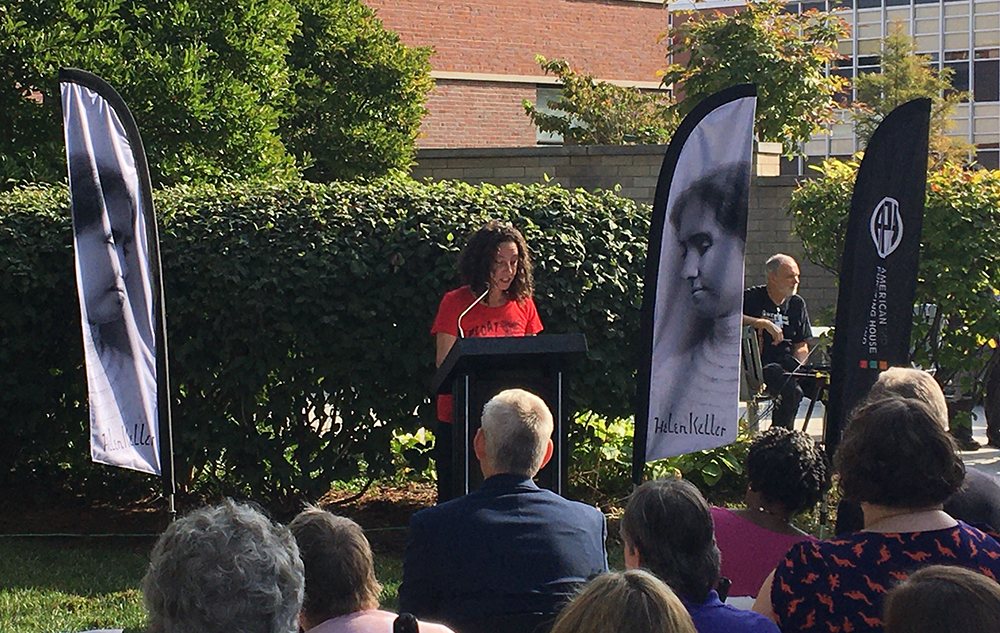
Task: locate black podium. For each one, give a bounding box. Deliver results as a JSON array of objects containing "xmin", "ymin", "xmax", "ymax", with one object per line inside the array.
[{"xmin": 431, "ymin": 333, "xmax": 588, "ymax": 499}]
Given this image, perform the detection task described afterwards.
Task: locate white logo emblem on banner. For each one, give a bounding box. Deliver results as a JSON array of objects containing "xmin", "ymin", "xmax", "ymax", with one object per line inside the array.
[{"xmin": 870, "ymin": 197, "xmax": 903, "ymax": 259}]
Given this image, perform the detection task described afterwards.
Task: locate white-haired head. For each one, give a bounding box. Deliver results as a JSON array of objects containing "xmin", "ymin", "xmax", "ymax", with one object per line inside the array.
[{"xmin": 477, "ymin": 389, "xmax": 554, "ymax": 478}]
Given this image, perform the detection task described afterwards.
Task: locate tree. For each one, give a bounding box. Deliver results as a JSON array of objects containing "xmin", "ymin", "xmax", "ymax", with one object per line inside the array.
[
  {"xmin": 523, "ymin": 56, "xmax": 679, "ymax": 145},
  {"xmin": 661, "ymin": 0, "xmax": 848, "ymax": 152},
  {"xmin": 0, "ymin": 0, "xmax": 433, "ymax": 188},
  {"xmin": 852, "ymin": 26, "xmax": 971, "ymax": 165},
  {"xmin": 1, "ymin": 0, "xmax": 299, "ymax": 188},
  {"xmin": 282, "ymin": 0, "xmax": 433, "ymax": 181},
  {"xmin": 790, "ymin": 160, "xmax": 1000, "ymax": 413}
]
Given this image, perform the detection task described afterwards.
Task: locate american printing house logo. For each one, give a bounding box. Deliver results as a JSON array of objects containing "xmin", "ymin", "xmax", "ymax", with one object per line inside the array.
[
  {"xmin": 870, "ymin": 196, "xmax": 903, "ymax": 259},
  {"xmin": 861, "ymin": 196, "xmax": 904, "ymax": 370}
]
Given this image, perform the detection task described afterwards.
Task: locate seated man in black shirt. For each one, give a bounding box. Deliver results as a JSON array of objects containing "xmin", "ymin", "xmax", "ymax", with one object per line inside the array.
[{"xmin": 742, "ymin": 254, "xmax": 812, "ymax": 429}]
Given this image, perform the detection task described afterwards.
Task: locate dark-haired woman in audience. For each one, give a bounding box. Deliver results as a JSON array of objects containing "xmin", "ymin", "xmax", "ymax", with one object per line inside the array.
[
  {"xmin": 550, "ymin": 570, "xmax": 698, "ymax": 633},
  {"xmin": 430, "ymin": 220, "xmax": 542, "ymax": 501},
  {"xmin": 712, "ymin": 428, "xmax": 828, "ymax": 605},
  {"xmin": 753, "ymin": 395, "xmax": 1000, "ymax": 632},
  {"xmin": 622, "ymin": 478, "xmax": 780, "ymax": 633},
  {"xmin": 883, "ymin": 565, "xmax": 1000, "ymax": 633}
]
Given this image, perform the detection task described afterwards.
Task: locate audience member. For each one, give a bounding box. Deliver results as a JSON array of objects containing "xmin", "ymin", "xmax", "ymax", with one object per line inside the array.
[
  {"xmin": 754, "ymin": 396, "xmax": 1000, "ymax": 632},
  {"xmin": 398, "ymin": 389, "xmax": 607, "ymax": 632},
  {"xmin": 711, "ymin": 428, "xmax": 827, "ymax": 602},
  {"xmin": 836, "ymin": 367, "xmax": 1000, "ymax": 534},
  {"xmin": 621, "ymin": 478, "xmax": 779, "ymax": 633},
  {"xmin": 289, "ymin": 506, "xmax": 454, "ymax": 633},
  {"xmin": 549, "ymin": 570, "xmax": 698, "ymax": 633},
  {"xmin": 883, "ymin": 565, "xmax": 1000, "ymax": 633},
  {"xmin": 142, "ymin": 499, "xmax": 304, "ymax": 633}
]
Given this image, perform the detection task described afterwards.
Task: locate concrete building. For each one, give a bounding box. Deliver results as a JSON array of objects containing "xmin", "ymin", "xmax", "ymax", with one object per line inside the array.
[{"xmin": 787, "ymin": 0, "xmax": 1000, "ymax": 170}]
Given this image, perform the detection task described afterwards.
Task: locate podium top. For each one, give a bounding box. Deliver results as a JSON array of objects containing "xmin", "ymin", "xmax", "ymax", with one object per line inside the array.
[{"xmin": 432, "ymin": 333, "xmax": 588, "ymax": 395}]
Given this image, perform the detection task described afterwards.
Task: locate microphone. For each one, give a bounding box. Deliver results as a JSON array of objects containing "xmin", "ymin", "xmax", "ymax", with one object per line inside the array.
[
  {"xmin": 393, "ymin": 613, "xmax": 419, "ymax": 633},
  {"xmin": 458, "ymin": 284, "xmax": 490, "ymax": 338}
]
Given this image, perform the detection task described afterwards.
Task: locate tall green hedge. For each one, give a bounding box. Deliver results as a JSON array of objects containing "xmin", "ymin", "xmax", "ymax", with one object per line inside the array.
[{"xmin": 0, "ymin": 178, "xmax": 648, "ymax": 507}]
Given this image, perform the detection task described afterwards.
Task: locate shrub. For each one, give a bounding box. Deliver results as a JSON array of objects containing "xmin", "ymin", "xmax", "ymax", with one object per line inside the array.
[
  {"xmin": 0, "ymin": 177, "xmax": 648, "ymax": 509},
  {"xmin": 0, "ymin": 0, "xmax": 432, "ymax": 189},
  {"xmin": 523, "ymin": 57, "xmax": 678, "ymax": 146},
  {"xmin": 569, "ymin": 412, "xmax": 750, "ymax": 510},
  {"xmin": 0, "ymin": 0, "xmax": 299, "ymax": 188},
  {"xmin": 283, "ymin": 0, "xmax": 433, "ymax": 181}
]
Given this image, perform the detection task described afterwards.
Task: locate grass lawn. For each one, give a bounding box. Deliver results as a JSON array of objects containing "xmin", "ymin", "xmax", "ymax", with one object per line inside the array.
[
  {"xmin": 0, "ymin": 537, "xmax": 151, "ymax": 633},
  {"xmin": 0, "ymin": 479, "xmax": 639, "ymax": 633},
  {"xmin": 0, "ymin": 526, "xmax": 623, "ymax": 633},
  {"xmin": 0, "ymin": 535, "xmax": 407, "ymax": 633}
]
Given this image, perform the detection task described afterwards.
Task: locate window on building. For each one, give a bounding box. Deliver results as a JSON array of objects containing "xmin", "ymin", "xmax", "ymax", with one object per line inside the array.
[
  {"xmin": 975, "ymin": 59, "xmax": 1000, "ymax": 100},
  {"xmin": 946, "ymin": 59, "xmax": 972, "ymax": 94},
  {"xmin": 534, "ymin": 87, "xmax": 564, "ymax": 145},
  {"xmin": 977, "ymin": 148, "xmax": 1000, "ymax": 167}
]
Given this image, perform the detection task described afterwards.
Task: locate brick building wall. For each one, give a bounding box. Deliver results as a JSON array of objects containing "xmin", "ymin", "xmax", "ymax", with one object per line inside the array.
[
  {"xmin": 412, "ymin": 145, "xmax": 839, "ymax": 318},
  {"xmin": 365, "ymin": 0, "xmax": 673, "ymax": 148},
  {"xmin": 421, "ymin": 80, "xmax": 538, "ymax": 148}
]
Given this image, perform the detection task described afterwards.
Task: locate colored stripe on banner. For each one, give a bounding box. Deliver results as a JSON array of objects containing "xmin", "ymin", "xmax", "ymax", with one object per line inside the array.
[{"xmin": 824, "ymin": 98, "xmax": 931, "ymax": 453}]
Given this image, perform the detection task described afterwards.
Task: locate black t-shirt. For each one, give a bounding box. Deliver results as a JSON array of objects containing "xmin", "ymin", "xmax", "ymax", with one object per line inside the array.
[{"xmin": 742, "ymin": 285, "xmax": 812, "ymax": 366}]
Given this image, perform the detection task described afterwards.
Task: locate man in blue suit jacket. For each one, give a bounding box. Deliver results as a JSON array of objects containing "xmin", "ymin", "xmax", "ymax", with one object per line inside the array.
[{"xmin": 398, "ymin": 389, "xmax": 608, "ymax": 631}]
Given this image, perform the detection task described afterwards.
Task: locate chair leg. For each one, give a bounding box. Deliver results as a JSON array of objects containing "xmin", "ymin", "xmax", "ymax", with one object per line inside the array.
[
  {"xmin": 802, "ymin": 381, "xmax": 827, "ymax": 435},
  {"xmin": 802, "ymin": 397, "xmax": 817, "ymax": 433}
]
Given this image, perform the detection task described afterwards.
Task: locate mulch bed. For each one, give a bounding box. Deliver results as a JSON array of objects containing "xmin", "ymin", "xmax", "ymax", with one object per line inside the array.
[{"xmin": 0, "ymin": 481, "xmax": 437, "ymax": 555}]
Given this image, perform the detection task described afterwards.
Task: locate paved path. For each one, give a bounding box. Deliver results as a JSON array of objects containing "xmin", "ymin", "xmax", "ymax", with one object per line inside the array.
[{"xmin": 742, "ymin": 401, "xmax": 1000, "ymax": 480}]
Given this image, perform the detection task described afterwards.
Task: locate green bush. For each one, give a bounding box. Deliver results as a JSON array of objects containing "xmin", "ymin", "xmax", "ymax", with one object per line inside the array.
[
  {"xmin": 523, "ymin": 57, "xmax": 679, "ymax": 146},
  {"xmin": 0, "ymin": 0, "xmax": 432, "ymax": 189},
  {"xmin": 0, "ymin": 177, "xmax": 648, "ymax": 509},
  {"xmin": 283, "ymin": 0, "xmax": 433, "ymax": 181},
  {"xmin": 1, "ymin": 0, "xmax": 299, "ymax": 188},
  {"xmin": 569, "ymin": 412, "xmax": 750, "ymax": 510}
]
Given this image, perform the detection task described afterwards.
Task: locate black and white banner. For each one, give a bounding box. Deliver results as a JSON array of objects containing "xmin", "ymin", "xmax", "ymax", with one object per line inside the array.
[
  {"xmin": 824, "ymin": 99, "xmax": 931, "ymax": 452},
  {"xmin": 634, "ymin": 85, "xmax": 757, "ymax": 475},
  {"xmin": 61, "ymin": 69, "xmax": 170, "ymax": 476}
]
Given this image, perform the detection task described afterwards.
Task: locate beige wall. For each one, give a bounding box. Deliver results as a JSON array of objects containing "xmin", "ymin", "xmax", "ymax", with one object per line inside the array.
[{"xmin": 412, "ymin": 145, "xmax": 838, "ymax": 320}]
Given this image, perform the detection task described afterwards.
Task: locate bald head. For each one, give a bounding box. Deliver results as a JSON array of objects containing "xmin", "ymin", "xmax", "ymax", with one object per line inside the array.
[
  {"xmin": 765, "ymin": 253, "xmax": 800, "ymax": 303},
  {"xmin": 765, "ymin": 254, "xmax": 797, "ymax": 277},
  {"xmin": 479, "ymin": 389, "xmax": 554, "ymax": 477}
]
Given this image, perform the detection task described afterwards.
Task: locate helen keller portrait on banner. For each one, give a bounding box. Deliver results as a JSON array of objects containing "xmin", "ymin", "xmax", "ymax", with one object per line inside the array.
[
  {"xmin": 649, "ymin": 162, "xmax": 749, "ymax": 437},
  {"xmin": 69, "ymin": 151, "xmax": 158, "ymax": 469}
]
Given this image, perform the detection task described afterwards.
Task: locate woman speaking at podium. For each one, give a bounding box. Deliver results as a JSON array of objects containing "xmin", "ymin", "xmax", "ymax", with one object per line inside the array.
[{"xmin": 430, "ymin": 220, "xmax": 543, "ymax": 501}]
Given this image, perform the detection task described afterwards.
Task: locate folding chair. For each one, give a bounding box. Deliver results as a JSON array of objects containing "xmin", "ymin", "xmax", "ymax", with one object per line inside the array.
[{"xmin": 740, "ymin": 325, "xmax": 770, "ymax": 434}]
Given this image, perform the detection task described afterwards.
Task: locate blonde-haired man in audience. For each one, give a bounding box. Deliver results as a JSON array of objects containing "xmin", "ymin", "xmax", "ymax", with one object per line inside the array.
[{"xmin": 399, "ymin": 389, "xmax": 607, "ymax": 632}]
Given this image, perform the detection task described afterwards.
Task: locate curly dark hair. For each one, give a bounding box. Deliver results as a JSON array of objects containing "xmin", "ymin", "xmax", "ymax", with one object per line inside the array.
[
  {"xmin": 457, "ymin": 220, "xmax": 534, "ymax": 300},
  {"xmin": 746, "ymin": 427, "xmax": 829, "ymax": 516},
  {"xmin": 620, "ymin": 479, "xmax": 720, "ymax": 604},
  {"xmin": 836, "ymin": 395, "xmax": 965, "ymax": 508}
]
